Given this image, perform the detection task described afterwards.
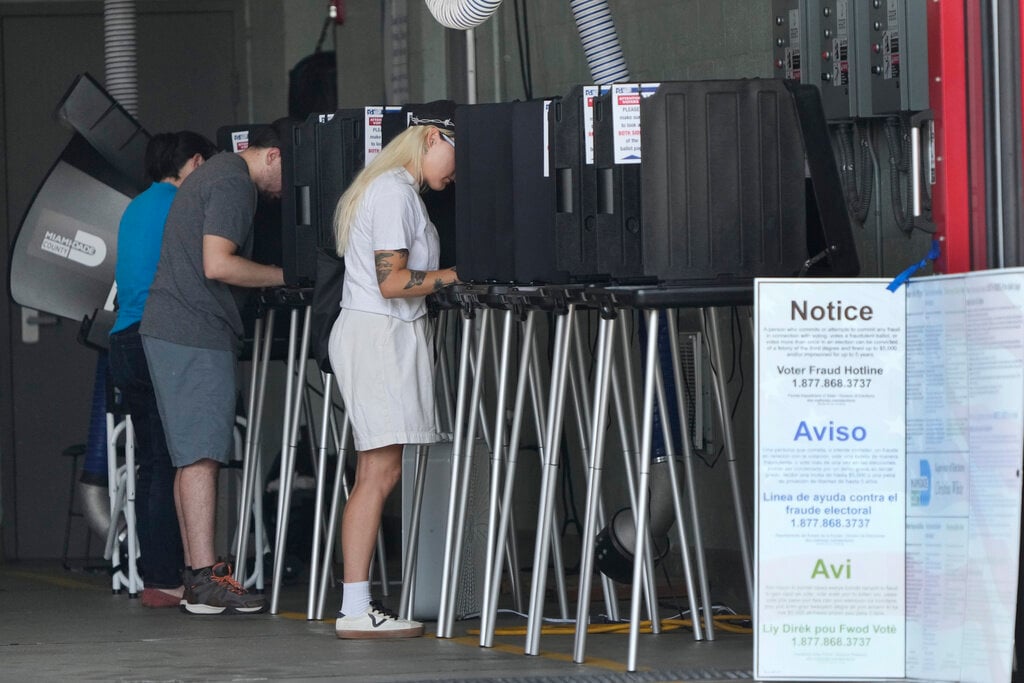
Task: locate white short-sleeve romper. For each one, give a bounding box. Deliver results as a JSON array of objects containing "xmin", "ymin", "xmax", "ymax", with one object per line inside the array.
[{"xmin": 327, "ymin": 167, "xmax": 441, "ymax": 452}]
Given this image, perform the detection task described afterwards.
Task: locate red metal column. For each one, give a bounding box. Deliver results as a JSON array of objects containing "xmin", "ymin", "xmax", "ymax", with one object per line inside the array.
[{"xmin": 927, "ymin": 0, "xmax": 985, "ymax": 273}]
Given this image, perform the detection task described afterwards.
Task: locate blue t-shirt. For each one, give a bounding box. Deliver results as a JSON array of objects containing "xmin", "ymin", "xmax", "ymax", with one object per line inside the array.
[{"xmin": 111, "ymin": 182, "xmax": 177, "ymax": 333}]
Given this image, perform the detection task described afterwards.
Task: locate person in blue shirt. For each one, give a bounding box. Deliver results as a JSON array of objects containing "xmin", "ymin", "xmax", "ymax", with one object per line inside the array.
[{"xmin": 108, "ymin": 131, "xmax": 217, "ymax": 608}]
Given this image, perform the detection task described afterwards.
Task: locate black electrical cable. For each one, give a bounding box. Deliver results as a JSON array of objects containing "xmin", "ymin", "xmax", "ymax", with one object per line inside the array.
[
  {"xmin": 521, "ymin": 0, "xmax": 533, "ymax": 97},
  {"xmin": 729, "ymin": 307, "xmax": 745, "ymax": 422},
  {"xmin": 697, "ymin": 309, "xmax": 724, "ymax": 469},
  {"xmin": 513, "ymin": 0, "xmax": 534, "ymax": 100},
  {"xmin": 559, "ymin": 436, "xmax": 582, "ymax": 570},
  {"xmin": 671, "ymin": 312, "xmax": 698, "ymax": 454},
  {"xmin": 837, "ymin": 121, "xmax": 874, "ymax": 224},
  {"xmin": 855, "ymin": 121, "xmax": 875, "ymax": 222},
  {"xmin": 884, "ymin": 116, "xmax": 910, "ymax": 234},
  {"xmin": 833, "ymin": 124, "xmax": 857, "ymax": 219}
]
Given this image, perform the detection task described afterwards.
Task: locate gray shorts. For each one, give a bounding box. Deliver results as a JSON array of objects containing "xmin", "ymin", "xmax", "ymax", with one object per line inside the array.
[
  {"xmin": 328, "ymin": 309, "xmax": 439, "ymax": 452},
  {"xmin": 141, "ymin": 335, "xmax": 236, "ymax": 467}
]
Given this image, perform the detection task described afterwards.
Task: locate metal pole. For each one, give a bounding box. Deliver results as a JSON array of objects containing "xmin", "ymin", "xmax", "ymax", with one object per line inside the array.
[
  {"xmin": 436, "ymin": 312, "xmax": 475, "ymax": 637},
  {"xmin": 666, "ymin": 309, "xmax": 715, "ymax": 639},
  {"xmin": 480, "ymin": 310, "xmax": 514, "ymax": 642},
  {"xmin": 306, "ymin": 371, "xmax": 334, "ymax": 619},
  {"xmin": 627, "ymin": 309, "xmax": 660, "ymax": 672},
  {"xmin": 572, "ymin": 313, "xmax": 615, "ymax": 662},
  {"xmin": 480, "ymin": 310, "xmax": 537, "ymax": 646},
  {"xmin": 525, "ymin": 305, "xmax": 575, "ymax": 655},
  {"xmin": 703, "ymin": 308, "xmax": 753, "ymax": 605}
]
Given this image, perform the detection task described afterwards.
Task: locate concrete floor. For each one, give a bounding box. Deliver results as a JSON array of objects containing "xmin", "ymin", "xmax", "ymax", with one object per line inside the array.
[{"xmin": 0, "ymin": 561, "xmax": 756, "ymax": 682}]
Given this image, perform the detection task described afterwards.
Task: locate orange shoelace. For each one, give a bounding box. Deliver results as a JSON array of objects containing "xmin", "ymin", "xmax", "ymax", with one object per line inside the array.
[{"xmin": 212, "ymin": 569, "xmax": 247, "ymax": 595}]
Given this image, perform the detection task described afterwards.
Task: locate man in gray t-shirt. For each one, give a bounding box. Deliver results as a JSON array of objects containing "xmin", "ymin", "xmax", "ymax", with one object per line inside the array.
[{"xmin": 140, "ymin": 121, "xmax": 286, "ymax": 615}]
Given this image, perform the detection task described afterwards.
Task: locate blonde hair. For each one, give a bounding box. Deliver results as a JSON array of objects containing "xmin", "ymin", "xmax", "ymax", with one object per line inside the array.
[{"xmin": 333, "ymin": 124, "xmax": 454, "ymax": 256}]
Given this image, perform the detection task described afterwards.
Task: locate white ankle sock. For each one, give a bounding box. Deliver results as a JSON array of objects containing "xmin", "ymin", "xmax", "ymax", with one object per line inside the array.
[{"xmin": 341, "ymin": 581, "xmax": 371, "ymax": 616}]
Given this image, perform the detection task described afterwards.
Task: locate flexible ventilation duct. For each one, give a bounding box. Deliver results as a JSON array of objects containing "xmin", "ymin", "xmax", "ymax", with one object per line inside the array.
[
  {"xmin": 80, "ymin": 0, "xmax": 140, "ymax": 541},
  {"xmin": 424, "ymin": 0, "xmax": 503, "ymax": 30},
  {"xmin": 424, "ymin": 0, "xmax": 628, "ymax": 85},
  {"xmin": 569, "ymin": 0, "xmax": 629, "ymax": 84},
  {"xmin": 104, "ymin": 0, "xmax": 138, "ymax": 115}
]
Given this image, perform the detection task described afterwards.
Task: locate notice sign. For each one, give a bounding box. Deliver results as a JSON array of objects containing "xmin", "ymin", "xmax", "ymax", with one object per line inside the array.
[
  {"xmin": 755, "ymin": 279, "xmax": 906, "ymax": 680},
  {"xmin": 756, "ymin": 271, "xmax": 1024, "ymax": 682},
  {"xmin": 903, "ymin": 272, "xmax": 1024, "ymax": 683}
]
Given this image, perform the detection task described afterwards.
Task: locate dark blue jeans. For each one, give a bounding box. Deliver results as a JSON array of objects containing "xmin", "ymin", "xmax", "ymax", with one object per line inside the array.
[{"xmin": 109, "ymin": 323, "xmax": 184, "ymax": 588}]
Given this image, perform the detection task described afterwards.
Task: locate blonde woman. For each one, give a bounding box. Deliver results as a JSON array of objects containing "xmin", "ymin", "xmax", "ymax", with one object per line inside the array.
[{"xmin": 328, "ymin": 121, "xmax": 459, "ymax": 638}]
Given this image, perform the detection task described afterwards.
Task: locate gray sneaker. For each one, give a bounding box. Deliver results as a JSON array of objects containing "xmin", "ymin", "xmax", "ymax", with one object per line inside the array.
[
  {"xmin": 335, "ymin": 601, "xmax": 424, "ymax": 639},
  {"xmin": 179, "ymin": 568, "xmax": 193, "ymax": 607},
  {"xmin": 182, "ymin": 562, "xmax": 265, "ymax": 615}
]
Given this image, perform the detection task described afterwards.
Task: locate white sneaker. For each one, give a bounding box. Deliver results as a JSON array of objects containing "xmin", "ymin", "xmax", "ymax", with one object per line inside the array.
[{"xmin": 335, "ymin": 601, "xmax": 424, "ymax": 639}]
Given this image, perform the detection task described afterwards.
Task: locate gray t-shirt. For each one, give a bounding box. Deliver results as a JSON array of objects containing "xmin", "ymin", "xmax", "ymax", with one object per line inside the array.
[{"xmin": 140, "ymin": 152, "xmax": 257, "ymax": 352}]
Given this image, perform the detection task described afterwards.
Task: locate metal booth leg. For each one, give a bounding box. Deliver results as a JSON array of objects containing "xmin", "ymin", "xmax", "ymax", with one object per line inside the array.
[
  {"xmin": 666, "ymin": 309, "xmax": 715, "ymax": 639},
  {"xmin": 235, "ymin": 308, "xmax": 275, "ymax": 587},
  {"xmin": 398, "ymin": 443, "xmax": 429, "ymax": 620},
  {"xmin": 436, "ymin": 309, "xmax": 479, "ymax": 638},
  {"xmin": 480, "ymin": 310, "xmax": 538, "ymax": 646},
  {"xmin": 611, "ymin": 314, "xmax": 660, "ymax": 632},
  {"xmin": 479, "ymin": 309, "xmax": 516, "ymax": 643},
  {"xmin": 525, "ymin": 318, "xmax": 571, "ymax": 625},
  {"xmin": 306, "ymin": 371, "xmax": 334, "ymax": 620},
  {"xmin": 439, "ymin": 307, "xmax": 494, "ymax": 637},
  {"xmin": 651, "ymin": 324, "xmax": 703, "ymax": 641},
  {"xmin": 270, "ymin": 305, "xmax": 312, "ymax": 614},
  {"xmin": 702, "ymin": 307, "xmax": 753, "ymax": 607},
  {"xmin": 627, "ymin": 309, "xmax": 661, "ymax": 672},
  {"xmin": 315, "ymin": 409, "xmax": 352, "ymax": 620},
  {"xmin": 572, "ymin": 311, "xmax": 617, "ymax": 662},
  {"xmin": 401, "ymin": 310, "xmax": 457, "ymax": 620},
  {"xmin": 568, "ymin": 311, "xmax": 621, "ymax": 630},
  {"xmin": 524, "ymin": 304, "xmax": 576, "ymax": 656}
]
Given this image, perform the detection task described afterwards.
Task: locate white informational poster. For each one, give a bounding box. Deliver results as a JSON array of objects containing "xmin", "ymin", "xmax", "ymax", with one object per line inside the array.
[
  {"xmin": 904, "ymin": 271, "xmax": 1024, "ymax": 683},
  {"xmin": 785, "ymin": 8, "xmax": 802, "ymax": 81},
  {"xmin": 610, "ymin": 82, "xmax": 659, "ymax": 164},
  {"xmin": 756, "ymin": 271, "xmax": 1024, "ymax": 683},
  {"xmin": 230, "ymin": 129, "xmax": 249, "ymax": 152},
  {"xmin": 755, "ymin": 279, "xmax": 907, "ymax": 680},
  {"xmin": 364, "ymin": 106, "xmax": 385, "ymax": 164},
  {"xmin": 582, "ymin": 85, "xmax": 598, "ymax": 165},
  {"xmin": 543, "ymin": 99, "xmax": 551, "ymax": 178}
]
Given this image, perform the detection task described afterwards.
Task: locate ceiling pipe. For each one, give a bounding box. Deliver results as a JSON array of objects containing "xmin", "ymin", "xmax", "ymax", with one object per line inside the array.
[
  {"xmin": 424, "ymin": 0, "xmax": 630, "ymax": 86},
  {"xmin": 569, "ymin": 0, "xmax": 629, "ymax": 83},
  {"xmin": 425, "ymin": 0, "xmax": 503, "ymax": 30},
  {"xmin": 104, "ymin": 0, "xmax": 138, "ymax": 116},
  {"xmin": 78, "ymin": 0, "xmax": 140, "ymax": 544}
]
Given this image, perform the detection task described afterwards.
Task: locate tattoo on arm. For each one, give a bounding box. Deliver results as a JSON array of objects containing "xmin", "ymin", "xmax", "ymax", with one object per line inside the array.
[
  {"xmin": 433, "ymin": 277, "xmax": 445, "ymax": 292},
  {"xmin": 405, "ymin": 270, "xmax": 426, "ymax": 289},
  {"xmin": 375, "ymin": 252, "xmax": 394, "ymax": 285}
]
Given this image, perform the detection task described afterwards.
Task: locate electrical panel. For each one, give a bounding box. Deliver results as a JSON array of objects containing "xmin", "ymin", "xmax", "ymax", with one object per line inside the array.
[
  {"xmin": 775, "ymin": 0, "xmax": 929, "ymax": 118},
  {"xmin": 772, "ymin": 0, "xmax": 804, "ymax": 83},
  {"xmin": 865, "ymin": 0, "xmax": 929, "ymax": 113},
  {"xmin": 813, "ymin": 0, "xmax": 873, "ymax": 119}
]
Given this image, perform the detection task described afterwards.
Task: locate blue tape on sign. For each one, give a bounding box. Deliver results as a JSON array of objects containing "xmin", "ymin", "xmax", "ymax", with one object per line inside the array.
[{"xmin": 886, "ymin": 240, "xmax": 942, "ymax": 292}]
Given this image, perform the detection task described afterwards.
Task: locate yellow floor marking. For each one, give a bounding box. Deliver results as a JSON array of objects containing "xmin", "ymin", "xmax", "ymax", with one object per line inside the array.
[
  {"xmin": 274, "ymin": 611, "xmax": 311, "ymax": 620},
  {"xmin": 449, "ymin": 635, "xmax": 636, "ymax": 672},
  {"xmin": 3, "ymin": 570, "xmax": 105, "ymax": 591}
]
